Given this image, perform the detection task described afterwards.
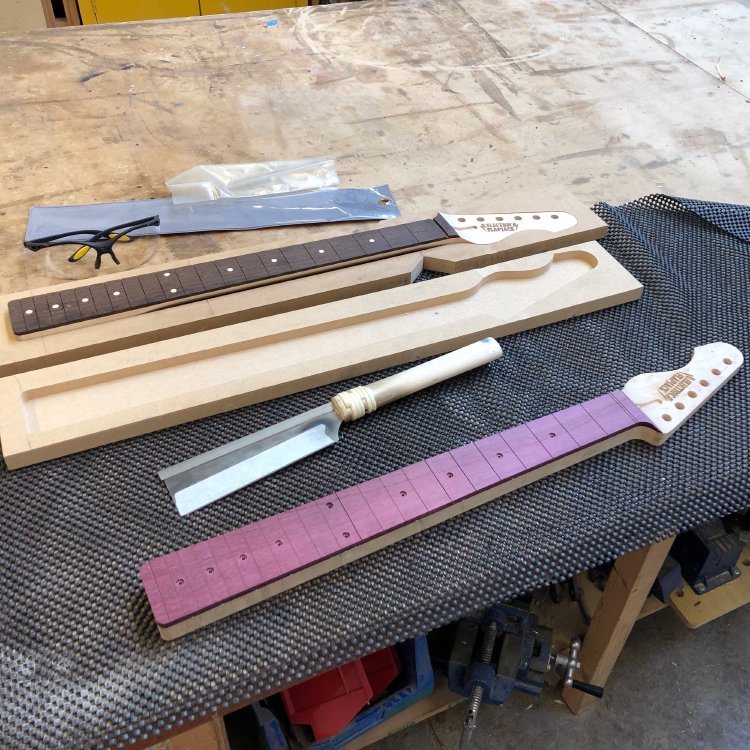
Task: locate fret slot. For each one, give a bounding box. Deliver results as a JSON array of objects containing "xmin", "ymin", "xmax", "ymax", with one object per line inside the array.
[
  {"xmin": 89, "ymin": 284, "xmax": 114, "ymax": 316},
  {"xmin": 103, "ymin": 281, "xmax": 132, "ymax": 313},
  {"xmin": 280, "ymin": 245, "xmax": 315, "ymax": 272},
  {"xmin": 314, "ymin": 495, "xmax": 362, "ymax": 547},
  {"xmin": 30, "ymin": 295, "xmax": 53, "ymax": 330},
  {"xmin": 449, "ymin": 443, "xmax": 500, "ymax": 491},
  {"xmin": 296, "ymin": 500, "xmax": 348, "ymax": 557},
  {"xmin": 60, "ymin": 289, "xmax": 84, "ymax": 322},
  {"xmin": 328, "ymin": 235, "xmax": 366, "ymax": 260},
  {"xmin": 380, "ymin": 224, "xmax": 419, "ymax": 250},
  {"xmin": 304, "ymin": 239, "xmax": 341, "ymax": 267},
  {"xmin": 554, "ymin": 403, "xmax": 606, "ymax": 447},
  {"xmin": 359, "ymin": 480, "xmax": 406, "ymax": 529},
  {"xmin": 138, "ymin": 274, "xmax": 169, "ymax": 304},
  {"xmin": 218, "ymin": 530, "xmax": 264, "ymax": 590},
  {"xmin": 241, "ymin": 523, "xmax": 282, "ymax": 582},
  {"xmin": 425, "ymin": 452, "xmax": 475, "ymax": 501},
  {"xmin": 216, "ymin": 258, "xmax": 248, "ymax": 287},
  {"xmin": 174, "ymin": 266, "xmax": 206, "ymax": 296},
  {"xmin": 258, "ymin": 249, "xmax": 293, "ymax": 277},
  {"xmin": 45, "ymin": 292, "xmax": 68, "ymax": 327},
  {"xmin": 402, "ymin": 462, "xmax": 453, "ymax": 512},
  {"xmin": 582, "ymin": 393, "xmax": 636, "ymax": 434},
  {"xmin": 500, "ymin": 424, "xmax": 553, "ymax": 470},
  {"xmin": 17, "ymin": 297, "xmax": 40, "ymax": 333},
  {"xmin": 194, "ymin": 262, "xmax": 225, "ymax": 292},
  {"xmin": 205, "ymin": 535, "xmax": 249, "ymax": 600},
  {"xmin": 408, "ymin": 219, "xmax": 448, "ymax": 244},
  {"xmin": 336, "ymin": 486, "xmax": 383, "ymax": 541},
  {"xmin": 236, "ymin": 253, "xmax": 270, "ymax": 282},
  {"xmin": 278, "ymin": 508, "xmax": 319, "ymax": 566},
  {"xmin": 8, "ymin": 299, "xmax": 29, "ymax": 335},
  {"xmin": 525, "ymin": 413, "xmax": 578, "ymax": 458},
  {"xmin": 353, "ymin": 229, "xmax": 391, "ymax": 255},
  {"xmin": 474, "ymin": 433, "xmax": 526, "ymax": 481},
  {"xmin": 156, "ymin": 270, "xmax": 185, "ymax": 298},
  {"xmin": 120, "ymin": 277, "xmax": 148, "ymax": 309}
]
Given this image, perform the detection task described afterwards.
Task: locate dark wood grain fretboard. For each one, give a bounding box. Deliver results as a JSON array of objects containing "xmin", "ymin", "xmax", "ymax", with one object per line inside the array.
[
  {"xmin": 141, "ymin": 390, "xmax": 656, "ymax": 638},
  {"xmin": 9, "ymin": 216, "xmax": 457, "ymax": 336}
]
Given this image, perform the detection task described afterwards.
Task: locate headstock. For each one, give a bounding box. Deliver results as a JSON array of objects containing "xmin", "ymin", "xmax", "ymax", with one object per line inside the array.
[
  {"xmin": 439, "ymin": 211, "xmax": 577, "ymax": 245},
  {"xmin": 623, "ymin": 342, "xmax": 743, "ymax": 440}
]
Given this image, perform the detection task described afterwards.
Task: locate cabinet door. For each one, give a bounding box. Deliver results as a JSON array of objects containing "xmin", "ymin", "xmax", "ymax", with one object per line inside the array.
[
  {"xmin": 200, "ymin": 0, "xmax": 307, "ymax": 13},
  {"xmin": 78, "ymin": 0, "xmax": 201, "ymax": 24}
]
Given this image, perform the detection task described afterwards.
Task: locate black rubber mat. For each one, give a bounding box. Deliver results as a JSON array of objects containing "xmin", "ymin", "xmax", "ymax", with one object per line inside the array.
[{"xmin": 1, "ymin": 195, "xmax": 748, "ymax": 749}]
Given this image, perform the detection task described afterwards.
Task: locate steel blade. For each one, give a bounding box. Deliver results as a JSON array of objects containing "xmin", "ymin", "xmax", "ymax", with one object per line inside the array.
[{"xmin": 159, "ymin": 403, "xmax": 342, "ymax": 515}]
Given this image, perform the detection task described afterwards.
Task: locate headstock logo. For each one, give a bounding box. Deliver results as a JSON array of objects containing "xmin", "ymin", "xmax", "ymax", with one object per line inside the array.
[
  {"xmin": 658, "ymin": 371, "xmax": 694, "ymax": 401},
  {"xmin": 480, "ymin": 222, "xmax": 519, "ymax": 233}
]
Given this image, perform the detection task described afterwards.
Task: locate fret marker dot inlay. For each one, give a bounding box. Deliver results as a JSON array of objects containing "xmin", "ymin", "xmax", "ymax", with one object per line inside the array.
[
  {"xmin": 318, "ymin": 249, "xmax": 325, "ymax": 254},
  {"xmin": 271, "ymin": 258, "xmax": 278, "ymax": 263},
  {"xmin": 227, "ymin": 267, "xmax": 233, "ymax": 272},
  {"xmin": 81, "ymin": 297, "xmax": 89, "ymax": 303},
  {"xmin": 25, "ymin": 309, "xmax": 33, "ymax": 315},
  {"xmin": 113, "ymin": 291, "xmax": 120, "ymax": 296},
  {"xmin": 51, "ymin": 304, "xmax": 59, "ymax": 309},
  {"xmin": 163, "ymin": 272, "xmax": 170, "ymax": 277},
  {"xmin": 170, "ymin": 289, "xmax": 177, "ymax": 294}
]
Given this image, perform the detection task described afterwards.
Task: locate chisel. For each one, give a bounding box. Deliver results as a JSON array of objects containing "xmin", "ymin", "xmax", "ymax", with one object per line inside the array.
[{"xmin": 160, "ymin": 337, "xmax": 502, "ymax": 516}]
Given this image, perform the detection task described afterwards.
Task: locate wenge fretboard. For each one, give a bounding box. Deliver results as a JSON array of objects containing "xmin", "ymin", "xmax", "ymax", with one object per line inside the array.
[
  {"xmin": 9, "ymin": 217, "xmax": 457, "ymax": 336},
  {"xmin": 141, "ymin": 390, "xmax": 656, "ymax": 636}
]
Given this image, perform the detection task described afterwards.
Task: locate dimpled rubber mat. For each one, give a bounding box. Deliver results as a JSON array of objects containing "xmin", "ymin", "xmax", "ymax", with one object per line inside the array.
[{"xmin": 1, "ymin": 195, "xmax": 748, "ymax": 749}]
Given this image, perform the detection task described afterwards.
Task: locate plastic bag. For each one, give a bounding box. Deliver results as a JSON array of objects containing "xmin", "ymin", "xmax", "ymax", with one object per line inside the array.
[{"xmin": 166, "ymin": 158, "xmax": 339, "ymax": 203}]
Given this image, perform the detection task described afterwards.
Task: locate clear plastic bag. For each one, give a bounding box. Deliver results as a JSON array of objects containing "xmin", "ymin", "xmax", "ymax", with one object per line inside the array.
[{"xmin": 166, "ymin": 158, "xmax": 339, "ymax": 203}]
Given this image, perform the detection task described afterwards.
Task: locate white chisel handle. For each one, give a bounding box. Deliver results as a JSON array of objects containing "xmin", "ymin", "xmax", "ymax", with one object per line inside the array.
[{"xmin": 331, "ymin": 338, "xmax": 503, "ymax": 422}]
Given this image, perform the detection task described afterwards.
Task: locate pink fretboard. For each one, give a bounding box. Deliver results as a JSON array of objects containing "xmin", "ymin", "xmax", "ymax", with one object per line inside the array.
[{"xmin": 141, "ymin": 390, "xmax": 656, "ymax": 630}]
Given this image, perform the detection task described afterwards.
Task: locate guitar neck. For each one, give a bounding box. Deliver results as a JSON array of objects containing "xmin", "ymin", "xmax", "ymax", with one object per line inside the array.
[
  {"xmin": 141, "ymin": 389, "xmax": 658, "ymax": 639},
  {"xmin": 9, "ymin": 216, "xmax": 457, "ymax": 336}
]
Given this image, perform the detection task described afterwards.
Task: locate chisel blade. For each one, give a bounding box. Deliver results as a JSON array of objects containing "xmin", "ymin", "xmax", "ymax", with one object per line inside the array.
[{"xmin": 160, "ymin": 403, "xmax": 342, "ymax": 516}]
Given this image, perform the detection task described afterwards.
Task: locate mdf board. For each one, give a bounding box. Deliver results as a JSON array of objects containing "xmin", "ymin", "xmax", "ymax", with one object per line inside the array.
[{"xmin": 77, "ymin": 0, "xmax": 200, "ymax": 24}]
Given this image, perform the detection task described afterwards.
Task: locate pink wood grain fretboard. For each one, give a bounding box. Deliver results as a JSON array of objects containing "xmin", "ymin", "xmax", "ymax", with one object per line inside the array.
[{"xmin": 141, "ymin": 390, "xmax": 656, "ymax": 632}]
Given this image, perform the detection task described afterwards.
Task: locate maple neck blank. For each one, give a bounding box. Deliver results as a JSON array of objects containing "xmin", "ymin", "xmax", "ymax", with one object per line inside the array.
[
  {"xmin": 141, "ymin": 389, "xmax": 659, "ymax": 639},
  {"xmin": 9, "ymin": 217, "xmax": 457, "ymax": 336}
]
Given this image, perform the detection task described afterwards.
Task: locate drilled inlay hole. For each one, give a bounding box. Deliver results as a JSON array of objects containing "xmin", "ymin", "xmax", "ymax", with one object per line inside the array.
[
  {"xmin": 662, "ymin": 414, "xmax": 673, "ymax": 422},
  {"xmin": 176, "ymin": 578, "xmax": 184, "ymax": 586},
  {"xmin": 399, "ymin": 490, "xmax": 407, "ymax": 497},
  {"xmin": 548, "ymin": 432, "xmax": 556, "ymax": 438},
  {"xmin": 342, "ymin": 531, "xmax": 350, "ymax": 539},
  {"xmin": 326, "ymin": 501, "xmax": 334, "ymax": 509},
  {"xmin": 275, "ymin": 539, "xmax": 283, "ymax": 546},
  {"xmin": 447, "ymin": 472, "xmax": 454, "ymax": 478},
  {"xmin": 205, "ymin": 567, "xmax": 214, "ymax": 575},
  {"xmin": 496, "ymin": 452, "xmax": 504, "ymax": 459},
  {"xmin": 239, "ymin": 553, "xmax": 247, "ymax": 561}
]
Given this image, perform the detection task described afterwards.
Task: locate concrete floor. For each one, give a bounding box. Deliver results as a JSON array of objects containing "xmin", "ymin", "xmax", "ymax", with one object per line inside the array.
[{"xmin": 370, "ymin": 605, "xmax": 750, "ymax": 750}]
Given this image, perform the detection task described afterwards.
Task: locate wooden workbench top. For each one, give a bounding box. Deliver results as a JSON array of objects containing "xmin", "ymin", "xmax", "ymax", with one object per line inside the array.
[{"xmin": 0, "ymin": 0, "xmax": 747, "ymax": 296}]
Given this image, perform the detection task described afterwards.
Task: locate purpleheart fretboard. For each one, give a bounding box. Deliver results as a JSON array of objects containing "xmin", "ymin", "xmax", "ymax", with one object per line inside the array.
[{"xmin": 141, "ymin": 390, "xmax": 656, "ymax": 635}]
